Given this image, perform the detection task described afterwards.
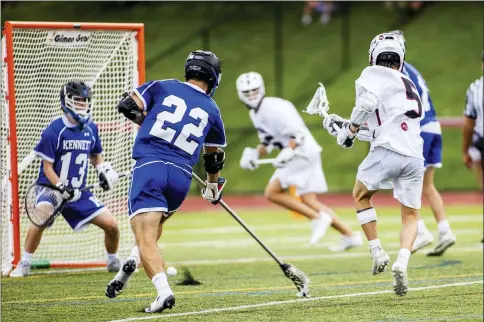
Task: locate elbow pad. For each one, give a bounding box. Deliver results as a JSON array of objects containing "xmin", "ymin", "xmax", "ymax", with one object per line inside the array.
[
  {"xmin": 116, "ymin": 92, "xmax": 143, "ymax": 121},
  {"xmin": 350, "ymin": 89, "xmax": 378, "ymax": 126},
  {"xmin": 203, "ymin": 149, "xmax": 225, "ymax": 174}
]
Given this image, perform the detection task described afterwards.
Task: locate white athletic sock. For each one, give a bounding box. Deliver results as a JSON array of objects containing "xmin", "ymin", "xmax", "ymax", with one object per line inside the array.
[
  {"xmin": 437, "ymin": 220, "xmax": 450, "ymax": 235},
  {"xmin": 396, "ymin": 248, "xmax": 411, "ymax": 267},
  {"xmin": 128, "ymin": 245, "xmax": 140, "ymax": 265},
  {"xmin": 318, "ymin": 211, "xmax": 333, "ymax": 223},
  {"xmin": 417, "ymin": 219, "xmax": 428, "ymax": 234},
  {"xmin": 152, "ymin": 272, "xmax": 172, "ymax": 296},
  {"xmin": 107, "ymin": 252, "xmax": 118, "ymax": 263},
  {"xmin": 369, "ymin": 238, "xmax": 382, "ymax": 256},
  {"xmin": 21, "ymin": 251, "xmax": 33, "ymax": 264}
]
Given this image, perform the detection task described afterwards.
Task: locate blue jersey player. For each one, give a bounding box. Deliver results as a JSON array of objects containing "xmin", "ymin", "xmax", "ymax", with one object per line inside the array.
[
  {"xmin": 106, "ymin": 50, "xmax": 227, "ymax": 313},
  {"xmin": 392, "ymin": 30, "xmax": 456, "ymax": 257},
  {"xmin": 9, "ymin": 81, "xmax": 122, "ymax": 277}
]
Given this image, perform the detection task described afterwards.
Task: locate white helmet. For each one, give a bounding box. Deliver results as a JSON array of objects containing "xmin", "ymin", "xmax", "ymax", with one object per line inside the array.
[
  {"xmin": 389, "ymin": 29, "xmax": 406, "ymax": 46},
  {"xmin": 236, "ymin": 72, "xmax": 265, "ymax": 109},
  {"xmin": 368, "ymin": 33, "xmax": 405, "ymax": 71}
]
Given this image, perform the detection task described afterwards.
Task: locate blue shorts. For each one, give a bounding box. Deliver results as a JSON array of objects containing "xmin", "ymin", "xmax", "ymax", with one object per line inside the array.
[
  {"xmin": 37, "ymin": 189, "xmax": 105, "ymax": 232},
  {"xmin": 421, "ymin": 132, "xmax": 443, "ymax": 168},
  {"xmin": 128, "ymin": 157, "xmax": 192, "ymax": 219}
]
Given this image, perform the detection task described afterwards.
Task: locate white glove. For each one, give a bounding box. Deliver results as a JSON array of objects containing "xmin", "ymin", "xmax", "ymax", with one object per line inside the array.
[
  {"xmin": 274, "ymin": 148, "xmax": 296, "ymax": 168},
  {"xmin": 336, "ymin": 122, "xmax": 357, "ymax": 149},
  {"xmin": 96, "ymin": 162, "xmax": 119, "ymax": 191},
  {"xmin": 322, "ymin": 114, "xmax": 346, "ymax": 137},
  {"xmin": 55, "ymin": 182, "xmax": 82, "ymax": 203},
  {"xmin": 240, "ymin": 147, "xmax": 259, "ymax": 171},
  {"xmin": 201, "ymin": 177, "xmax": 227, "ymax": 205}
]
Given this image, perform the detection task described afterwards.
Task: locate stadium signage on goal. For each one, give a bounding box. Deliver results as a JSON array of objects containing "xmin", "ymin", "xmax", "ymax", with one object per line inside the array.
[{"xmin": 46, "ymin": 30, "xmax": 91, "ymax": 46}]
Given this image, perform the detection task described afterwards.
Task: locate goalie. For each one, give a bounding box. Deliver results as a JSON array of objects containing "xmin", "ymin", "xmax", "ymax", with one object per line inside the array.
[
  {"xmin": 236, "ymin": 72, "xmax": 362, "ymax": 249},
  {"xmin": 9, "ymin": 81, "xmax": 121, "ymax": 277}
]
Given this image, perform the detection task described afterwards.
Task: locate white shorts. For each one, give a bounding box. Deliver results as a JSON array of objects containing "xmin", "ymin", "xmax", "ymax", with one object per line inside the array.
[
  {"xmin": 469, "ymin": 146, "xmax": 482, "ymax": 162},
  {"xmin": 357, "ymin": 147, "xmax": 424, "ymax": 209},
  {"xmin": 270, "ymin": 153, "xmax": 328, "ymax": 195}
]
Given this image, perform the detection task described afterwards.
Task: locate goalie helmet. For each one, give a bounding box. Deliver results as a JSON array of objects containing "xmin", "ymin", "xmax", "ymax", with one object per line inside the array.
[
  {"xmin": 236, "ymin": 72, "xmax": 265, "ymax": 109},
  {"xmin": 60, "ymin": 81, "xmax": 92, "ymax": 130},
  {"xmin": 184, "ymin": 50, "xmax": 222, "ymax": 97},
  {"xmin": 368, "ymin": 32, "xmax": 405, "ymax": 71}
]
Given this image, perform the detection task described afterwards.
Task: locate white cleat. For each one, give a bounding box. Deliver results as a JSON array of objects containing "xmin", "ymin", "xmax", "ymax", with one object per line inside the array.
[
  {"xmin": 329, "ymin": 232, "xmax": 363, "ymax": 252},
  {"xmin": 9, "ymin": 260, "xmax": 30, "ymax": 278},
  {"xmin": 145, "ymin": 292, "xmax": 176, "ymax": 313},
  {"xmin": 105, "ymin": 259, "xmax": 137, "ymax": 298},
  {"xmin": 309, "ymin": 214, "xmax": 332, "ymax": 245},
  {"xmin": 371, "ymin": 248, "xmax": 390, "ymax": 276},
  {"xmin": 427, "ymin": 231, "xmax": 456, "ymax": 257},
  {"xmin": 412, "ymin": 230, "xmax": 434, "ymax": 254},
  {"xmin": 392, "ymin": 262, "xmax": 408, "ymax": 296}
]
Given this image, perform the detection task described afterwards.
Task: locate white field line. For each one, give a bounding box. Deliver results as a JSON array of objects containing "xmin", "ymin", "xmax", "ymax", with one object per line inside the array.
[
  {"xmin": 108, "ymin": 280, "xmax": 483, "ymax": 322},
  {"xmin": 29, "ymin": 245, "xmax": 484, "ymax": 275},
  {"xmin": 159, "ymin": 228, "xmax": 481, "ymax": 249},
  {"xmin": 166, "ymin": 214, "xmax": 483, "ymax": 236}
]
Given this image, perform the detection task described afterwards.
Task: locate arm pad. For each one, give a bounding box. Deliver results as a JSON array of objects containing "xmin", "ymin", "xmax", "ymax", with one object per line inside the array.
[
  {"xmin": 203, "ymin": 149, "xmax": 225, "ymax": 174},
  {"xmin": 116, "ymin": 92, "xmax": 143, "ymax": 121},
  {"xmin": 350, "ymin": 88, "xmax": 378, "ymax": 126}
]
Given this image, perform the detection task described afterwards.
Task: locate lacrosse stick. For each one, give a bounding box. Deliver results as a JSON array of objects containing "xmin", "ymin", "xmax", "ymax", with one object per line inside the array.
[
  {"xmin": 192, "ymin": 172, "xmax": 310, "ymax": 297},
  {"xmin": 254, "ymin": 158, "xmax": 277, "ymax": 165},
  {"xmin": 24, "ymin": 171, "xmax": 131, "ymax": 228},
  {"xmin": 304, "ymin": 82, "xmax": 340, "ymax": 131}
]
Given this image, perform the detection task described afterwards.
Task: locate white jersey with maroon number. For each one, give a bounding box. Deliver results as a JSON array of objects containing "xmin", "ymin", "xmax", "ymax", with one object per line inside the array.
[
  {"xmin": 249, "ymin": 97, "xmax": 322, "ymax": 155},
  {"xmin": 355, "ymin": 65, "xmax": 424, "ymax": 159}
]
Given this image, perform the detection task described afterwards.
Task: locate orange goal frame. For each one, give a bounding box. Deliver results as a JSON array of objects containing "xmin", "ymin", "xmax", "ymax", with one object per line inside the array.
[{"xmin": 2, "ymin": 21, "xmax": 145, "ymax": 269}]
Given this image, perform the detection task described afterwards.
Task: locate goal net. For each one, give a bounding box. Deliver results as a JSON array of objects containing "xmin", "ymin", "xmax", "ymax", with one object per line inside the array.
[{"xmin": 1, "ymin": 22, "xmax": 145, "ymax": 274}]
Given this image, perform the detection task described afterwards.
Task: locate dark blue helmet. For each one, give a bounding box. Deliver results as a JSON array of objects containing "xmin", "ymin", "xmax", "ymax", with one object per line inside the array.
[
  {"xmin": 60, "ymin": 81, "xmax": 92, "ymax": 129},
  {"xmin": 184, "ymin": 50, "xmax": 222, "ymax": 97}
]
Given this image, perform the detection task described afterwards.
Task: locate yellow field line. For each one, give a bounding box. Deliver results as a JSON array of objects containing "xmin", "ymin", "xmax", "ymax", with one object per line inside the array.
[{"xmin": 3, "ymin": 272, "xmax": 482, "ymax": 305}]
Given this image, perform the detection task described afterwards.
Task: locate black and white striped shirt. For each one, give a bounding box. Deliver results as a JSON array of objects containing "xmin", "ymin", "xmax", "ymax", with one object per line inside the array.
[{"xmin": 464, "ymin": 76, "xmax": 483, "ymax": 138}]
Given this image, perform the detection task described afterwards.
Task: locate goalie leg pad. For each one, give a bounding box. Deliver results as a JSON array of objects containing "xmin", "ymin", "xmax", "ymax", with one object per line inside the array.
[
  {"xmin": 203, "ymin": 149, "xmax": 225, "ymax": 174},
  {"xmin": 357, "ymin": 207, "xmax": 377, "ymax": 225},
  {"xmin": 116, "ymin": 92, "xmax": 143, "ymax": 121}
]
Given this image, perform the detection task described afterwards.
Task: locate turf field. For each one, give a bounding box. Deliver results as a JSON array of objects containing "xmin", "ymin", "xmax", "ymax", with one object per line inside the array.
[{"xmin": 2, "ymin": 205, "xmax": 483, "ymax": 321}]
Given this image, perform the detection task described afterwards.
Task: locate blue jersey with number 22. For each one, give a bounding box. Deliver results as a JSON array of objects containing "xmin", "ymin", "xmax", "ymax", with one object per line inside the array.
[{"xmin": 132, "ymin": 79, "xmax": 226, "ymax": 167}]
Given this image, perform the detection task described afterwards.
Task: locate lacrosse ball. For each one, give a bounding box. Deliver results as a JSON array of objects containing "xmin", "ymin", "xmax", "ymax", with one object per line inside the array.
[{"xmin": 166, "ymin": 266, "xmax": 177, "ymax": 277}]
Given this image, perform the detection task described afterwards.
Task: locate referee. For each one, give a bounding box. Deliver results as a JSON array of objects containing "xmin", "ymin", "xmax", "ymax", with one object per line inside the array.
[{"xmin": 463, "ymin": 50, "xmax": 484, "ymax": 192}]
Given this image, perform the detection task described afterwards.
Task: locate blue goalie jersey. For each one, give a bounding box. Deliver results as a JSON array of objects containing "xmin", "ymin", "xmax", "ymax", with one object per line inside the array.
[
  {"xmin": 34, "ymin": 116, "xmax": 102, "ymax": 189},
  {"xmin": 132, "ymin": 79, "xmax": 226, "ymax": 168}
]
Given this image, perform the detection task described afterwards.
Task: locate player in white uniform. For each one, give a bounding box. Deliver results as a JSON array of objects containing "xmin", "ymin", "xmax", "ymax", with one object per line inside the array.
[
  {"xmin": 237, "ymin": 72, "xmax": 362, "ymax": 250},
  {"xmin": 322, "ymin": 33, "xmax": 424, "ymax": 296}
]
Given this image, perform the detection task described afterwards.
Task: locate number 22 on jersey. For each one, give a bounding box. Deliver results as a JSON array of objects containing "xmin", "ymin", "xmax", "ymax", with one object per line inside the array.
[{"xmin": 149, "ymin": 95, "xmax": 209, "ymax": 155}]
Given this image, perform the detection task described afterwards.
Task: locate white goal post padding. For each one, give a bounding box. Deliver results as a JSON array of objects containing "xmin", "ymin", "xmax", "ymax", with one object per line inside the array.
[{"xmin": 1, "ymin": 22, "xmax": 144, "ymax": 273}]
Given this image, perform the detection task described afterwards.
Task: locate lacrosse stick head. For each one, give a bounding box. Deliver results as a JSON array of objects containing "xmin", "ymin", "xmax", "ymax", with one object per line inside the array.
[
  {"xmin": 303, "ymin": 82, "xmax": 330, "ymax": 118},
  {"xmin": 280, "ymin": 263, "xmax": 310, "ymax": 297}
]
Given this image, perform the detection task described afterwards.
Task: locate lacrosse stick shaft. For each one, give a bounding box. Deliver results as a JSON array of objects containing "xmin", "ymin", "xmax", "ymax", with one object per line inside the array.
[
  {"xmin": 254, "ymin": 159, "xmax": 277, "ymax": 165},
  {"xmin": 192, "ymin": 172, "xmax": 283, "ymax": 266}
]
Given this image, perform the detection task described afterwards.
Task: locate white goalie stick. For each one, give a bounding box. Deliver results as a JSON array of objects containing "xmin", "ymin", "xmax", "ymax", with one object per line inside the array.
[
  {"xmin": 303, "ymin": 82, "xmax": 340, "ymax": 131},
  {"xmin": 192, "ymin": 172, "xmax": 310, "ymax": 297}
]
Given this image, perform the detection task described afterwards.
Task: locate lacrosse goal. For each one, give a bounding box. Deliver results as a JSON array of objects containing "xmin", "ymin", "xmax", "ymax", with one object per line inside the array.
[{"xmin": 1, "ymin": 21, "xmax": 145, "ymax": 274}]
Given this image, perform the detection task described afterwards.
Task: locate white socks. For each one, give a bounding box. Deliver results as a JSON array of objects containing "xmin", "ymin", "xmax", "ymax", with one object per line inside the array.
[
  {"xmin": 417, "ymin": 219, "xmax": 428, "ymax": 234},
  {"xmin": 107, "ymin": 252, "xmax": 118, "ymax": 263},
  {"xmin": 128, "ymin": 245, "xmax": 140, "ymax": 265},
  {"xmin": 152, "ymin": 272, "xmax": 173, "ymax": 296},
  {"xmin": 369, "ymin": 238, "xmax": 382, "ymax": 256},
  {"xmin": 21, "ymin": 251, "xmax": 33, "ymax": 264},
  {"xmin": 395, "ymin": 248, "xmax": 411, "ymax": 267},
  {"xmin": 437, "ymin": 220, "xmax": 450, "ymax": 235}
]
